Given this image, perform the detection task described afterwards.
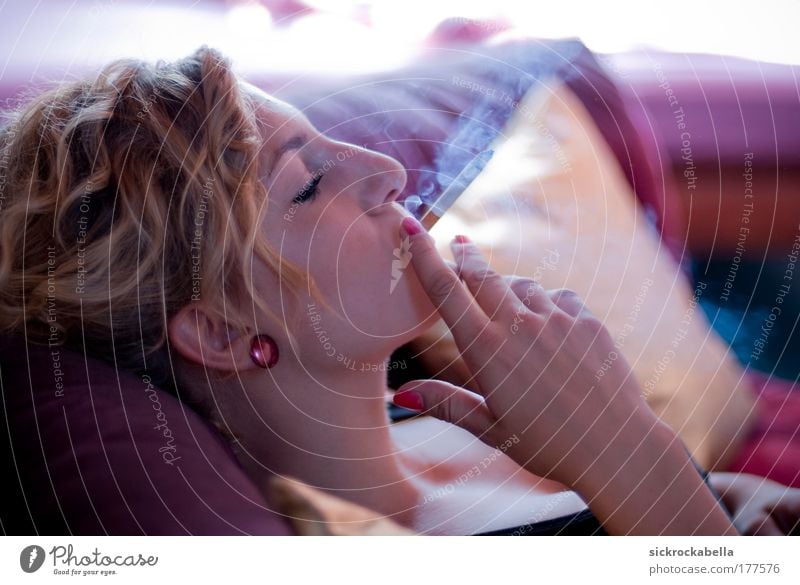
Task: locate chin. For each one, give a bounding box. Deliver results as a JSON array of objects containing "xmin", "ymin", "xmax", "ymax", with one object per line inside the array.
[
  {"xmin": 381, "ymin": 301, "xmax": 438, "ymax": 345},
  {"xmin": 404, "ymin": 301, "xmax": 441, "ymax": 340}
]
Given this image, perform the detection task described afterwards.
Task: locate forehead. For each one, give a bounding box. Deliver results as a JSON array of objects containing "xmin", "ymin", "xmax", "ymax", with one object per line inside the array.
[
  {"xmin": 239, "ymin": 81, "xmax": 316, "ymax": 171},
  {"xmin": 240, "ymin": 81, "xmax": 307, "ymax": 135}
]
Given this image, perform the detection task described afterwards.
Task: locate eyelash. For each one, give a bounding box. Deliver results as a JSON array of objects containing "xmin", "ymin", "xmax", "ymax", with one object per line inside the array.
[{"xmin": 292, "ymin": 174, "xmax": 323, "ymax": 205}]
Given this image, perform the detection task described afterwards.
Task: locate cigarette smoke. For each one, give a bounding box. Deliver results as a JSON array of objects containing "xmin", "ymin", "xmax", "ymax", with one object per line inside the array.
[{"xmin": 415, "ymin": 40, "xmax": 584, "ymax": 204}]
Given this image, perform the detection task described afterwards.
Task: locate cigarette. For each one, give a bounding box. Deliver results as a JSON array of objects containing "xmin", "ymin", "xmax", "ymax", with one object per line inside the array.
[{"xmin": 404, "ymin": 149, "xmax": 495, "ymax": 230}]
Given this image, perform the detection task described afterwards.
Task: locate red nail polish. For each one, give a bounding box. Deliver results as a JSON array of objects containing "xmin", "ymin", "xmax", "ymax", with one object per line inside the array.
[
  {"xmin": 454, "ymin": 234, "xmax": 470, "ymax": 244},
  {"xmin": 393, "ymin": 390, "xmax": 424, "ymax": 411},
  {"xmin": 401, "ymin": 216, "xmax": 423, "ymax": 236}
]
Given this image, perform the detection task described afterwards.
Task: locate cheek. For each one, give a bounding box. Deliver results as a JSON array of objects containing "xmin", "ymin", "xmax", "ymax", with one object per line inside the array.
[
  {"xmin": 337, "ymin": 223, "xmax": 391, "ymax": 302},
  {"xmin": 335, "ymin": 222, "xmax": 436, "ymax": 334}
]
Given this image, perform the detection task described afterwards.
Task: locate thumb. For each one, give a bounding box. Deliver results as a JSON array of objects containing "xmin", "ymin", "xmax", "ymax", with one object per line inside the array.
[{"xmin": 393, "ymin": 379, "xmax": 496, "ymax": 440}]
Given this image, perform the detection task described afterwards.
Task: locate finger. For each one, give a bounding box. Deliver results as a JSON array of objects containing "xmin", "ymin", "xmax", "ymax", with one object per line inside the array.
[
  {"xmin": 405, "ymin": 318, "xmax": 482, "ymax": 394},
  {"xmin": 401, "ymin": 218, "xmax": 493, "ymax": 361},
  {"xmin": 548, "ymin": 288, "xmax": 587, "ymax": 317},
  {"xmin": 508, "ymin": 275, "xmax": 552, "ymax": 314},
  {"xmin": 504, "ymin": 274, "xmax": 538, "ymax": 298},
  {"xmin": 452, "ymin": 236, "xmax": 546, "ymax": 320},
  {"xmin": 394, "ymin": 379, "xmax": 496, "ymax": 441},
  {"xmin": 500, "ymin": 275, "xmax": 555, "ymax": 324}
]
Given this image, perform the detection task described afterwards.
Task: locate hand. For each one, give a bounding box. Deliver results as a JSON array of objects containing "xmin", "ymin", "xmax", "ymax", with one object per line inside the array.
[
  {"xmin": 394, "ymin": 224, "xmax": 663, "ymax": 489},
  {"xmin": 710, "ymin": 472, "xmax": 800, "ymax": 535},
  {"xmin": 393, "ymin": 218, "xmax": 736, "ymax": 534}
]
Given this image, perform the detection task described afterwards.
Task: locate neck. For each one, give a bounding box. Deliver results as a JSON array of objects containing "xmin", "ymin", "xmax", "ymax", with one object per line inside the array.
[{"xmin": 231, "ymin": 352, "xmax": 423, "ymax": 527}]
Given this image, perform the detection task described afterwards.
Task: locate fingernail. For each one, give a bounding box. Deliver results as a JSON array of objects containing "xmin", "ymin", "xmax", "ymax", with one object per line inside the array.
[
  {"xmin": 393, "ymin": 390, "xmax": 424, "ymax": 411},
  {"xmin": 401, "ymin": 216, "xmax": 423, "ymax": 236},
  {"xmin": 454, "ymin": 234, "xmax": 470, "ymax": 244}
]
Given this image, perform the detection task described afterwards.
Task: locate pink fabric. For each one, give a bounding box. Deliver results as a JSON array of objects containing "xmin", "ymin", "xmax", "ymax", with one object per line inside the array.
[
  {"xmin": 725, "ymin": 373, "xmax": 800, "ymax": 487},
  {"xmin": 610, "ymin": 52, "xmax": 800, "ymax": 168}
]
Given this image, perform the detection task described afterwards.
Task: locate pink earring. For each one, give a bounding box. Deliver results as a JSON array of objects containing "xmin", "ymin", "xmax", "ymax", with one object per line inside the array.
[{"xmin": 250, "ymin": 334, "xmax": 279, "ymax": 368}]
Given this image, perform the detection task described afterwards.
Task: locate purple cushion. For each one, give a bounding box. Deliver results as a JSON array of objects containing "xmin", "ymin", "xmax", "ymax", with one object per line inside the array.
[{"xmin": 0, "ymin": 334, "xmax": 292, "ymax": 535}]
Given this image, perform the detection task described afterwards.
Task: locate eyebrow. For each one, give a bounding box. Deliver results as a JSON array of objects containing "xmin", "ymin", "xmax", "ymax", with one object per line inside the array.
[{"xmin": 268, "ymin": 134, "xmax": 307, "ymax": 179}]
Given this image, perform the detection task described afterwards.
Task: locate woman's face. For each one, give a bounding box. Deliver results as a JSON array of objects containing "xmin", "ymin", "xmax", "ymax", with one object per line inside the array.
[{"xmin": 244, "ymin": 83, "xmax": 440, "ymax": 367}]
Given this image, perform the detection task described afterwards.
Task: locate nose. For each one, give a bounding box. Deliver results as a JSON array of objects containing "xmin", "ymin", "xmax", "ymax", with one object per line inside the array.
[{"xmin": 345, "ymin": 144, "xmax": 407, "ymax": 211}]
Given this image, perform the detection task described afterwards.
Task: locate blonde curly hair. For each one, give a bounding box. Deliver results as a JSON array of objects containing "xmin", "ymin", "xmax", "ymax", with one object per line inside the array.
[{"xmin": 0, "ymin": 46, "xmax": 321, "ymax": 398}]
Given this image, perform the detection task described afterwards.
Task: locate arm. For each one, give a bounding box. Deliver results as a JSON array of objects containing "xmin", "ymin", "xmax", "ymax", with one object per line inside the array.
[{"xmin": 576, "ymin": 419, "xmax": 738, "ymax": 535}]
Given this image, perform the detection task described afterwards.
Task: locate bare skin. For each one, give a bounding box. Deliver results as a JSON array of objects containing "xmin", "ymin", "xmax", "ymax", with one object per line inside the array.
[
  {"xmin": 389, "ymin": 223, "xmax": 737, "ymax": 535},
  {"xmin": 165, "ymin": 80, "xmax": 761, "ymax": 535}
]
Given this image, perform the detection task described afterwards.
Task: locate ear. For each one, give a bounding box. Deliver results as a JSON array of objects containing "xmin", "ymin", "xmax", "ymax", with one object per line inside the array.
[{"xmin": 168, "ymin": 303, "xmax": 259, "ymax": 373}]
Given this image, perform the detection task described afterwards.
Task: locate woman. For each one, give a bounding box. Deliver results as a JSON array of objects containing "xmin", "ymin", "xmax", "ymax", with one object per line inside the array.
[{"xmin": 0, "ymin": 46, "xmax": 796, "ymax": 536}]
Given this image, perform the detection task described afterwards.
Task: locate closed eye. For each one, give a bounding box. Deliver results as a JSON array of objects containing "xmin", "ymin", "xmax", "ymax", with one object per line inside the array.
[{"xmin": 292, "ymin": 174, "xmax": 323, "ymax": 205}]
